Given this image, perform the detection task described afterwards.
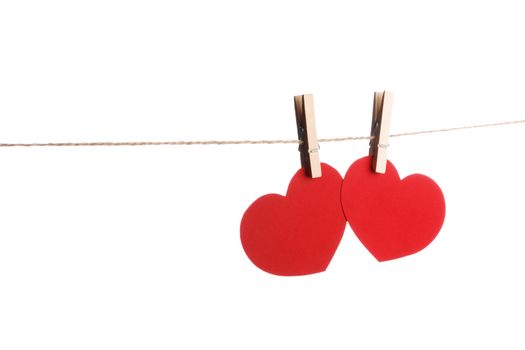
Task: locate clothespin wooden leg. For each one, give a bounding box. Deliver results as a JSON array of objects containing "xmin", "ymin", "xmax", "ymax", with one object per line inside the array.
[
  {"xmin": 369, "ymin": 91, "xmax": 393, "ymax": 174},
  {"xmin": 294, "ymin": 94, "xmax": 322, "ymax": 178}
]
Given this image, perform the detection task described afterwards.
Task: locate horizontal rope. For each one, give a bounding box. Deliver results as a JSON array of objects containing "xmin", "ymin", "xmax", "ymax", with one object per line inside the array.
[{"xmin": 0, "ymin": 119, "xmax": 524, "ymax": 148}]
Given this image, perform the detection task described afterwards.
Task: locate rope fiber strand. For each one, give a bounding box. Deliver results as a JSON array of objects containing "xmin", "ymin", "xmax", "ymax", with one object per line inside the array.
[{"xmin": 0, "ymin": 119, "xmax": 524, "ymax": 148}]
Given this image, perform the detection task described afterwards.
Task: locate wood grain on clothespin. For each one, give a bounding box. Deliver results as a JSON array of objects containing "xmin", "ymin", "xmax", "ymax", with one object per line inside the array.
[
  {"xmin": 369, "ymin": 91, "xmax": 393, "ymax": 174},
  {"xmin": 294, "ymin": 94, "xmax": 322, "ymax": 178}
]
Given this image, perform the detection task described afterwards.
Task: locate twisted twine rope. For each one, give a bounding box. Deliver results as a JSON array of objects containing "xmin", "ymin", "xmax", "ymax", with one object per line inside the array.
[{"xmin": 0, "ymin": 119, "xmax": 523, "ymax": 148}]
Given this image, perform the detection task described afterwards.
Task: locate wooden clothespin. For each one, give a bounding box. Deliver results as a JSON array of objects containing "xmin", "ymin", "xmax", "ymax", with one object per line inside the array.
[
  {"xmin": 294, "ymin": 94, "xmax": 321, "ymax": 178},
  {"xmin": 369, "ymin": 91, "xmax": 393, "ymax": 174}
]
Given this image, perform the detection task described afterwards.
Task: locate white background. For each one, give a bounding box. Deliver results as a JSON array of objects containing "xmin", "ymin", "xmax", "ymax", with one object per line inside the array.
[{"xmin": 1, "ymin": 1, "xmax": 525, "ymax": 349}]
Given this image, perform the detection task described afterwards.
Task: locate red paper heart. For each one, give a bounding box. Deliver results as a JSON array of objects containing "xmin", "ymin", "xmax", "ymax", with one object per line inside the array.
[
  {"xmin": 341, "ymin": 156, "xmax": 446, "ymax": 262},
  {"xmin": 240, "ymin": 163, "xmax": 346, "ymax": 276}
]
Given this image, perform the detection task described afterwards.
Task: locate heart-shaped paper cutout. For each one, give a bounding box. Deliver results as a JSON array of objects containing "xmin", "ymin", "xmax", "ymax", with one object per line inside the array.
[
  {"xmin": 240, "ymin": 163, "xmax": 346, "ymax": 276},
  {"xmin": 341, "ymin": 156, "xmax": 446, "ymax": 261}
]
